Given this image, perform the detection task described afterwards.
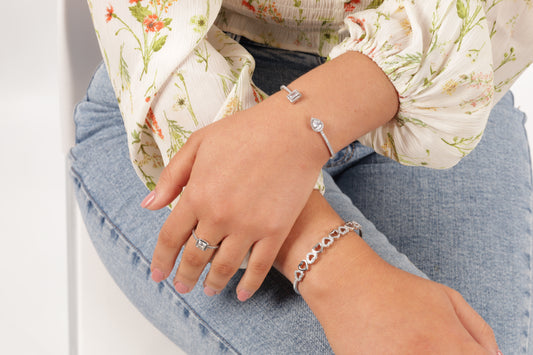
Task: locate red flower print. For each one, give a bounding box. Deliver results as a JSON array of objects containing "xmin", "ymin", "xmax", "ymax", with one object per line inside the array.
[
  {"xmin": 129, "ymin": 0, "xmax": 141, "ymax": 3},
  {"xmin": 242, "ymin": 0, "xmax": 256, "ymax": 13},
  {"xmin": 105, "ymin": 5, "xmax": 114, "ymax": 23},
  {"xmin": 251, "ymin": 86, "xmax": 260, "ymax": 103},
  {"xmin": 145, "ymin": 108, "xmax": 164, "ymax": 139},
  {"xmin": 143, "ymin": 14, "xmax": 165, "ymax": 32},
  {"xmin": 344, "ymin": 0, "xmax": 361, "ymax": 12},
  {"xmin": 348, "ymin": 16, "xmax": 365, "ymax": 28}
]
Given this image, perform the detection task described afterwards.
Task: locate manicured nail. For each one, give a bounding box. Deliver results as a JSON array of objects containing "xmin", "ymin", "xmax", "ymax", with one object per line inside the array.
[
  {"xmin": 496, "ymin": 350, "xmax": 503, "ymax": 355},
  {"xmin": 237, "ymin": 289, "xmax": 252, "ymax": 302},
  {"xmin": 174, "ymin": 281, "xmax": 190, "ymax": 294},
  {"xmin": 151, "ymin": 268, "xmax": 165, "ymax": 283},
  {"xmin": 141, "ymin": 190, "xmax": 156, "ymax": 208},
  {"xmin": 204, "ymin": 286, "xmax": 218, "ymax": 297}
]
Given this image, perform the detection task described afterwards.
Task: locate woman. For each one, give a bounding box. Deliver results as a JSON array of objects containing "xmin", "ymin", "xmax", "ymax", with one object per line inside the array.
[{"xmin": 70, "ymin": 0, "xmax": 533, "ymax": 353}]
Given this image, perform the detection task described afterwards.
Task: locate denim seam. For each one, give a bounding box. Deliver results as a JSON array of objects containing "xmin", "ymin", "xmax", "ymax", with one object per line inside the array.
[
  {"xmin": 526, "ymin": 202, "xmax": 533, "ymax": 354},
  {"xmin": 514, "ymin": 104, "xmax": 533, "ymax": 353},
  {"xmin": 325, "ymin": 142, "xmax": 357, "ymax": 168},
  {"xmin": 68, "ymin": 156, "xmax": 240, "ymax": 355}
]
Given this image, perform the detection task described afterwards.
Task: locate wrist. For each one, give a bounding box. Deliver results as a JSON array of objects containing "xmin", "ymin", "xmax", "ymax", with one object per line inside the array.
[
  {"xmin": 274, "ymin": 192, "xmax": 387, "ymax": 305},
  {"xmin": 246, "ymin": 91, "xmax": 333, "ymax": 166},
  {"xmin": 283, "ymin": 51, "xmax": 399, "ymax": 153}
]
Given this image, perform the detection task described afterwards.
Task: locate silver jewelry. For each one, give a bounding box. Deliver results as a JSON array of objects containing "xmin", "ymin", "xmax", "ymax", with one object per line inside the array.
[
  {"xmin": 280, "ymin": 85, "xmax": 302, "ymax": 103},
  {"xmin": 192, "ymin": 228, "xmax": 219, "ymax": 251},
  {"xmin": 310, "ymin": 117, "xmax": 335, "ymax": 158},
  {"xmin": 293, "ymin": 221, "xmax": 362, "ymax": 295}
]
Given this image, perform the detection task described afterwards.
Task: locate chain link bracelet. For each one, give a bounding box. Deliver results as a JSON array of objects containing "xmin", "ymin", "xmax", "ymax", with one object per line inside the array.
[{"xmin": 293, "ymin": 221, "xmax": 363, "ymax": 295}]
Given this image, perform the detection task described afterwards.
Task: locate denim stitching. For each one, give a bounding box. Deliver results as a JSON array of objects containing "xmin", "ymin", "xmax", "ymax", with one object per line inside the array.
[
  {"xmin": 325, "ymin": 142, "xmax": 357, "ymax": 168},
  {"xmin": 69, "ymin": 158, "xmax": 240, "ymax": 355}
]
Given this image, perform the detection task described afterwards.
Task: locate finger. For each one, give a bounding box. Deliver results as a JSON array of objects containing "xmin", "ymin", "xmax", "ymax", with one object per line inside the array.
[
  {"xmin": 446, "ymin": 288, "xmax": 499, "ymax": 354},
  {"xmin": 203, "ymin": 236, "xmax": 254, "ymax": 296},
  {"xmin": 142, "ymin": 131, "xmax": 202, "ymax": 210},
  {"xmin": 150, "ymin": 196, "xmax": 197, "ymax": 283},
  {"xmin": 173, "ymin": 223, "xmax": 222, "ymax": 294},
  {"xmin": 235, "ymin": 238, "xmax": 280, "ymax": 302}
]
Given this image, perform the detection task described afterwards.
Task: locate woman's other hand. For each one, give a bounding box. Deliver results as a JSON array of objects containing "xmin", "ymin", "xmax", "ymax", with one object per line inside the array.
[{"xmin": 275, "ymin": 192, "xmax": 500, "ymax": 355}]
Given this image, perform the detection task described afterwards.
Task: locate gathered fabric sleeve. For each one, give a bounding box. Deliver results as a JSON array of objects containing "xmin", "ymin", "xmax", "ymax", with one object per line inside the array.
[
  {"xmin": 88, "ymin": 0, "xmax": 326, "ymax": 194},
  {"xmin": 330, "ymin": 0, "xmax": 500, "ymax": 169}
]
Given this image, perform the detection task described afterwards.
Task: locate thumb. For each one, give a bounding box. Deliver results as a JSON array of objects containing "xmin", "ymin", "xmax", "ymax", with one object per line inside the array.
[
  {"xmin": 446, "ymin": 287, "xmax": 500, "ymax": 354},
  {"xmin": 141, "ymin": 131, "xmax": 202, "ymax": 210}
]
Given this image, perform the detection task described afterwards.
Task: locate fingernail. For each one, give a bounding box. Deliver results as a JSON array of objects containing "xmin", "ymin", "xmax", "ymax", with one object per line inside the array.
[
  {"xmin": 151, "ymin": 268, "xmax": 165, "ymax": 283},
  {"xmin": 237, "ymin": 289, "xmax": 252, "ymax": 302},
  {"xmin": 204, "ymin": 286, "xmax": 218, "ymax": 297},
  {"xmin": 141, "ymin": 190, "xmax": 156, "ymax": 208},
  {"xmin": 496, "ymin": 350, "xmax": 503, "ymax": 355},
  {"xmin": 174, "ymin": 281, "xmax": 190, "ymax": 294}
]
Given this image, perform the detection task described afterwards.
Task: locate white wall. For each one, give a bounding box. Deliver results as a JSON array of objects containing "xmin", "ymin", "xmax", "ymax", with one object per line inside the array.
[
  {"xmin": 512, "ymin": 69, "xmax": 533, "ymax": 136},
  {"xmin": 0, "ymin": 1, "xmax": 68, "ymax": 354}
]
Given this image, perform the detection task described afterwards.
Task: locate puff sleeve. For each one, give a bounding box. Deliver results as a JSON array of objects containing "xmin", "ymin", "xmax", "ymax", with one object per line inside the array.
[
  {"xmin": 330, "ymin": 0, "xmax": 495, "ymax": 168},
  {"xmin": 88, "ymin": 0, "xmax": 326, "ymax": 194}
]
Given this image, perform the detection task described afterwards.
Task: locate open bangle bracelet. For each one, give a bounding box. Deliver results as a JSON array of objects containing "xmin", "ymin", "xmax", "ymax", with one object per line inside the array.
[
  {"xmin": 293, "ymin": 221, "xmax": 362, "ymax": 295},
  {"xmin": 280, "ymin": 84, "xmax": 336, "ymax": 158}
]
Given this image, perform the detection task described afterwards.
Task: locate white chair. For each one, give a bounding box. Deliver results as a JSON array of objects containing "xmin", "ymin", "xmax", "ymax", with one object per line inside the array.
[{"xmin": 59, "ymin": 0, "xmax": 184, "ymax": 353}]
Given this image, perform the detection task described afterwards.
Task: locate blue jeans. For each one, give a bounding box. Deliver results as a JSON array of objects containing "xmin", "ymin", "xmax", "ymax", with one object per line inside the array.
[{"xmin": 69, "ymin": 36, "xmax": 533, "ymax": 354}]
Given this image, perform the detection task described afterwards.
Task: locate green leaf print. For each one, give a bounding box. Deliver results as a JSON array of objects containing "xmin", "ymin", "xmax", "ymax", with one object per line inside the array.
[
  {"xmin": 166, "ymin": 112, "xmax": 193, "ymax": 158},
  {"xmin": 107, "ymin": 1, "xmax": 176, "ymax": 79},
  {"xmin": 454, "ymin": 0, "xmax": 486, "ymax": 51},
  {"xmin": 366, "ymin": 0, "xmax": 385, "ymax": 10},
  {"xmin": 456, "ymin": 0, "xmax": 468, "ymax": 19},
  {"xmin": 153, "ymin": 35, "xmax": 168, "ymax": 52},
  {"xmin": 129, "ymin": 3, "xmax": 151, "ymax": 24},
  {"xmin": 441, "ymin": 132, "xmax": 483, "ymax": 157}
]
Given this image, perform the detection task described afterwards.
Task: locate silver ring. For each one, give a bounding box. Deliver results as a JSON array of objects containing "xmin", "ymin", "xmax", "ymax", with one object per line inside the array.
[{"xmin": 192, "ymin": 228, "xmax": 220, "ymax": 251}]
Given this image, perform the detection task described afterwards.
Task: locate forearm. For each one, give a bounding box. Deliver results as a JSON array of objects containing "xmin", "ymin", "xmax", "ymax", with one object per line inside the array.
[
  {"xmin": 273, "ymin": 192, "xmax": 498, "ymax": 354},
  {"xmin": 261, "ymin": 51, "xmax": 399, "ymax": 164},
  {"xmin": 273, "ymin": 191, "xmax": 388, "ymax": 306}
]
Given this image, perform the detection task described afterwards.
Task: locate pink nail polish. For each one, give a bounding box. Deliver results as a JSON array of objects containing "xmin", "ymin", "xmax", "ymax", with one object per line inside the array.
[
  {"xmin": 151, "ymin": 268, "xmax": 165, "ymax": 283},
  {"xmin": 174, "ymin": 281, "xmax": 190, "ymax": 294},
  {"xmin": 204, "ymin": 286, "xmax": 217, "ymax": 297},
  {"xmin": 237, "ymin": 290, "xmax": 252, "ymax": 302},
  {"xmin": 141, "ymin": 190, "xmax": 156, "ymax": 208}
]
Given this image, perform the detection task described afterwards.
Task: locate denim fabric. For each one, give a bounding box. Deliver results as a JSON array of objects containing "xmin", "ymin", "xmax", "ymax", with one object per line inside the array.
[{"xmin": 70, "ymin": 37, "xmax": 533, "ymax": 354}]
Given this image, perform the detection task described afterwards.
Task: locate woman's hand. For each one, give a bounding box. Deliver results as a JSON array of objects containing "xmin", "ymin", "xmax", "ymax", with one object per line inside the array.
[
  {"xmin": 309, "ymin": 265, "xmax": 499, "ymax": 354},
  {"xmin": 275, "ymin": 191, "xmax": 500, "ymax": 354},
  {"xmin": 142, "ymin": 51, "xmax": 399, "ymax": 301},
  {"xmin": 142, "ymin": 94, "xmax": 329, "ymax": 301}
]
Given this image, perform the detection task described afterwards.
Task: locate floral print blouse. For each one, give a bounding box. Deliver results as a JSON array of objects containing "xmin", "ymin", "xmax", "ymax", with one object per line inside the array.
[{"xmin": 88, "ymin": 0, "xmax": 532, "ymax": 193}]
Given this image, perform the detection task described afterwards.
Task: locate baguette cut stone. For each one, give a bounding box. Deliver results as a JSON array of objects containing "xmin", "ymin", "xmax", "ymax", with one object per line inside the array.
[
  {"xmin": 287, "ymin": 89, "xmax": 302, "ymax": 103},
  {"xmin": 195, "ymin": 239, "xmax": 209, "ymax": 251},
  {"xmin": 280, "ymin": 85, "xmax": 302, "ymax": 103}
]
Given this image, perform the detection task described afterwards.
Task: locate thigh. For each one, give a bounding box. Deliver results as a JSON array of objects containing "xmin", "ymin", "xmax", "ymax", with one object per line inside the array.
[
  {"xmin": 70, "ymin": 63, "xmax": 333, "ymax": 355},
  {"xmin": 328, "ymin": 93, "xmax": 533, "ymax": 353}
]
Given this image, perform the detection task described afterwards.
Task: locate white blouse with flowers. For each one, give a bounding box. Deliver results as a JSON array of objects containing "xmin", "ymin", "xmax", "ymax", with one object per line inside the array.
[{"xmin": 88, "ymin": 0, "xmax": 532, "ymax": 193}]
